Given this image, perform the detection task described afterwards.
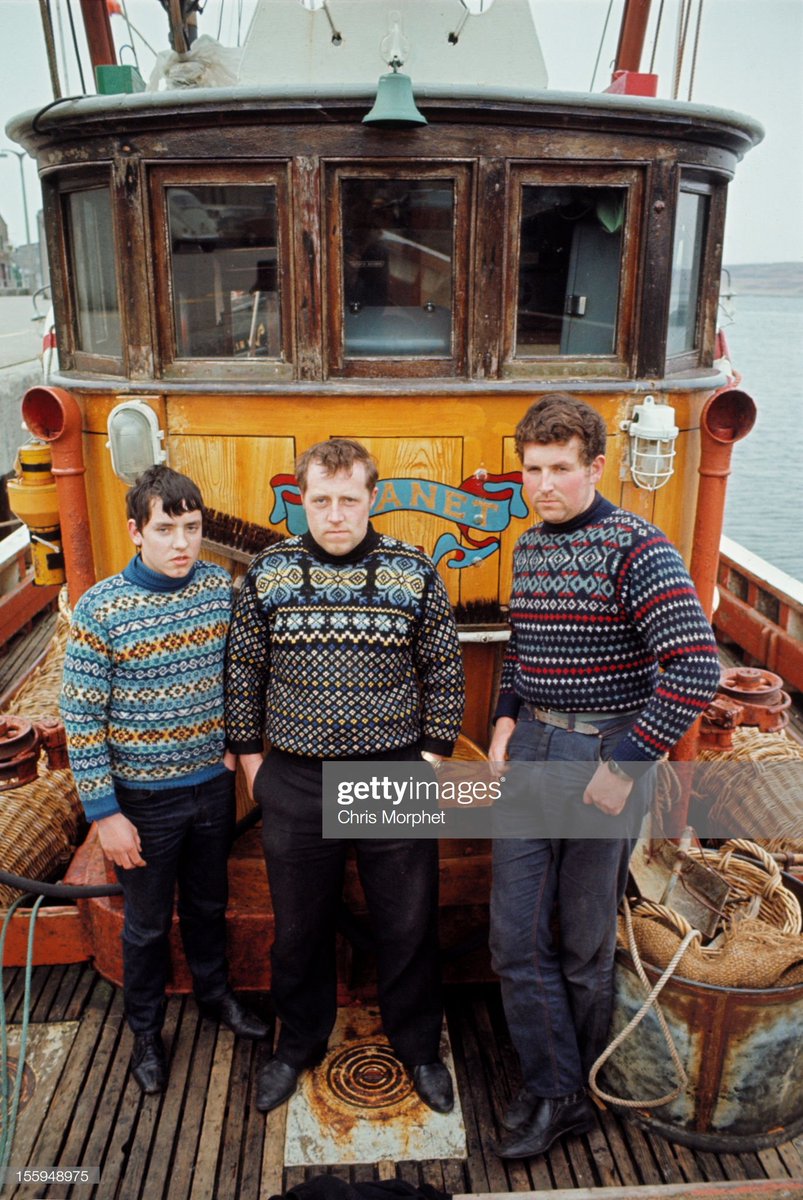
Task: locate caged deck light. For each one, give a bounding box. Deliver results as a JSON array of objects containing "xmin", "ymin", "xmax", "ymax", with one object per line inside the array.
[
  {"xmin": 363, "ymin": 10, "xmax": 427, "ymax": 128},
  {"xmin": 621, "ymin": 395, "xmax": 678, "ymax": 491},
  {"xmin": 107, "ymin": 400, "xmax": 167, "ymax": 484}
]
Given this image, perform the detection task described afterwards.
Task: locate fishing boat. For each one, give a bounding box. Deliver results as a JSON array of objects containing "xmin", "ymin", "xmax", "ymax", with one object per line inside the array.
[{"xmin": 2, "ymin": 0, "xmax": 803, "ymax": 1194}]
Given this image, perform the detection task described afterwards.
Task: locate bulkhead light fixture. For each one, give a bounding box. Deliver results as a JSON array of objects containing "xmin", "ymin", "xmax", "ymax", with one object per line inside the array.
[
  {"xmin": 621, "ymin": 396, "xmax": 678, "ymax": 491},
  {"xmin": 107, "ymin": 400, "xmax": 167, "ymax": 484}
]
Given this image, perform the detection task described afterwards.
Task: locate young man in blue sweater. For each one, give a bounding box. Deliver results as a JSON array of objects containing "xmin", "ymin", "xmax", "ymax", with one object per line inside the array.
[
  {"xmin": 61, "ymin": 466, "xmax": 267, "ymax": 1095},
  {"xmin": 488, "ymin": 394, "xmax": 720, "ymax": 1159}
]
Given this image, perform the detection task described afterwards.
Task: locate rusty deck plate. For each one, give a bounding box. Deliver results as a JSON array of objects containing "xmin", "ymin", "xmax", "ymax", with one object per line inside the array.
[{"xmin": 283, "ymin": 1006, "xmax": 466, "ymax": 1165}]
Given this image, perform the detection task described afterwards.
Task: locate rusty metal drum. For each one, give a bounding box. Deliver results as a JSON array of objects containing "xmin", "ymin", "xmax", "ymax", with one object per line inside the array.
[{"xmin": 600, "ymin": 949, "xmax": 803, "ymax": 1151}]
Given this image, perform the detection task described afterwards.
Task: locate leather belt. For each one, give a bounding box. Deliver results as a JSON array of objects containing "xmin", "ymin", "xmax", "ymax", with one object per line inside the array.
[
  {"xmin": 522, "ymin": 704, "xmax": 643, "ymax": 735},
  {"xmin": 524, "ymin": 705, "xmax": 601, "ymax": 735}
]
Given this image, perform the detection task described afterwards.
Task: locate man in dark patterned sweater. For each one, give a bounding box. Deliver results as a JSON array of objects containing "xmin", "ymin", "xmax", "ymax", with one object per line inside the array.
[
  {"xmin": 225, "ymin": 438, "xmax": 465, "ymax": 1116},
  {"xmin": 61, "ymin": 467, "xmax": 267, "ymax": 1097},
  {"xmin": 488, "ymin": 394, "xmax": 720, "ymax": 1159}
]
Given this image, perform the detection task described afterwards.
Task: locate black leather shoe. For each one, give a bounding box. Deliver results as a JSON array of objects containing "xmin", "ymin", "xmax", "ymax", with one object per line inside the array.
[
  {"xmin": 255, "ymin": 1058, "xmax": 299, "ymax": 1114},
  {"xmin": 201, "ymin": 991, "xmax": 269, "ymax": 1040},
  {"xmin": 412, "ymin": 1061, "xmax": 455, "ymax": 1114},
  {"xmin": 493, "ymin": 1090, "xmax": 595, "ymax": 1159},
  {"xmin": 131, "ymin": 1032, "xmax": 167, "ymax": 1095},
  {"xmin": 501, "ymin": 1085, "xmax": 541, "ymax": 1131}
]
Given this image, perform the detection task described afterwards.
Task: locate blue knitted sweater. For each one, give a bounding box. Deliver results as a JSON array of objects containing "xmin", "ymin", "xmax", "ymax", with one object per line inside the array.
[
  {"xmin": 61, "ymin": 557, "xmax": 232, "ymax": 821},
  {"xmin": 495, "ymin": 494, "xmax": 720, "ymax": 762}
]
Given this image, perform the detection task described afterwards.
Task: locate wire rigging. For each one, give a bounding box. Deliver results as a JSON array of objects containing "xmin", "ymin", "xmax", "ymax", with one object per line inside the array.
[
  {"xmin": 64, "ymin": 0, "xmax": 87, "ymax": 93},
  {"xmin": 590, "ymin": 0, "xmax": 616, "ymax": 92},
  {"xmin": 687, "ymin": 0, "xmax": 705, "ymax": 100},
  {"xmin": 649, "ymin": 0, "xmax": 666, "ymax": 74}
]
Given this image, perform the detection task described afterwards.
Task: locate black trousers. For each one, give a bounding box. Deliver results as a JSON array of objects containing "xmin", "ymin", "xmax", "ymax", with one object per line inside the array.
[
  {"xmin": 114, "ymin": 769, "xmax": 235, "ymax": 1034},
  {"xmin": 255, "ymin": 747, "xmax": 443, "ymax": 1069}
]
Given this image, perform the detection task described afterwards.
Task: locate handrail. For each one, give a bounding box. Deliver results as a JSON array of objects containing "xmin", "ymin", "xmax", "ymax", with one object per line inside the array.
[{"xmin": 716, "ymin": 536, "xmax": 803, "ymax": 694}]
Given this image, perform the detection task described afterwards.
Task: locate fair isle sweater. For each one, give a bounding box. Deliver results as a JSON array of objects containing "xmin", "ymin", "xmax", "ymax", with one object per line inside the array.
[
  {"xmin": 495, "ymin": 493, "xmax": 720, "ymax": 762},
  {"xmin": 225, "ymin": 525, "xmax": 465, "ymax": 759},
  {"xmin": 61, "ymin": 556, "xmax": 232, "ymax": 822}
]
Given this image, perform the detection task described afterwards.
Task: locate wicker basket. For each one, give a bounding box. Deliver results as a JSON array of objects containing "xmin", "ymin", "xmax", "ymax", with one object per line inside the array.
[
  {"xmin": 0, "ymin": 593, "xmax": 86, "ymax": 905},
  {"xmin": 686, "ymin": 838, "xmax": 801, "ymax": 935}
]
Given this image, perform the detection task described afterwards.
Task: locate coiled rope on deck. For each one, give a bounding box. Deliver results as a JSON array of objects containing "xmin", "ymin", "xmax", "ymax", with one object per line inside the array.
[{"xmin": 588, "ymin": 896, "xmax": 696, "ymax": 1108}]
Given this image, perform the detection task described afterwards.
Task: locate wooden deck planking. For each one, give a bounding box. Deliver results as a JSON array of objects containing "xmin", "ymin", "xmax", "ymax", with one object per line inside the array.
[
  {"xmin": 2, "ymin": 965, "xmax": 802, "ymax": 1199},
  {"xmin": 0, "ymin": 608, "xmax": 58, "ymax": 705}
]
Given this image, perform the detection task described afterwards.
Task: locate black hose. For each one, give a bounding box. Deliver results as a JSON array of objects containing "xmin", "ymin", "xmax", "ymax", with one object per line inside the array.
[{"xmin": 0, "ymin": 871, "xmax": 121, "ymax": 899}]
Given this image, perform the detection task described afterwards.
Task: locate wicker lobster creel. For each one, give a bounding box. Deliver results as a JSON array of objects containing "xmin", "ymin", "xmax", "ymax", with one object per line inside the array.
[
  {"xmin": 686, "ymin": 838, "xmax": 801, "ymax": 935},
  {"xmin": 0, "ymin": 592, "xmax": 86, "ymax": 906},
  {"xmin": 620, "ymin": 838, "xmax": 803, "ymax": 988}
]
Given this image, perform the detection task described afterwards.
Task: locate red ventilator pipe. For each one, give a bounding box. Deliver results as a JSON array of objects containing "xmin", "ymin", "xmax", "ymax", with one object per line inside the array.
[
  {"xmin": 21, "ymin": 386, "xmax": 96, "ymax": 606},
  {"xmin": 667, "ymin": 388, "xmax": 756, "ymax": 822},
  {"xmin": 690, "ymin": 387, "xmax": 756, "ymax": 622}
]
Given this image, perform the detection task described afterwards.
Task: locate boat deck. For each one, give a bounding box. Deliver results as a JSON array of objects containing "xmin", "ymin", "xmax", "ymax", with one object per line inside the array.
[{"xmin": 3, "ymin": 965, "xmax": 803, "ymax": 1200}]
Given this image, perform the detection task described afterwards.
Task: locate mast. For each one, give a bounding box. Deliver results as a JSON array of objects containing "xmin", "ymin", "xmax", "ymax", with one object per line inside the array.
[
  {"xmin": 614, "ymin": 0, "xmax": 653, "ymax": 72},
  {"xmin": 78, "ymin": 0, "xmax": 116, "ymax": 67}
]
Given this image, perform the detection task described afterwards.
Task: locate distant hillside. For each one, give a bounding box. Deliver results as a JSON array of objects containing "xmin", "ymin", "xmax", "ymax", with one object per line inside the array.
[{"xmin": 722, "ymin": 261, "xmax": 803, "ymax": 296}]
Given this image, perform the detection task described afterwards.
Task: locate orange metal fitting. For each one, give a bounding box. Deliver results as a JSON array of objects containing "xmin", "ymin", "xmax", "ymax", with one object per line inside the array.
[{"xmin": 21, "ymin": 386, "xmax": 96, "ymax": 606}]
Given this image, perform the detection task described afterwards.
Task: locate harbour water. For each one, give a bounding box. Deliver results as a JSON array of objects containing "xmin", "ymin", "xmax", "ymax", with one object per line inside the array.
[{"xmin": 720, "ymin": 292, "xmax": 803, "ymax": 580}]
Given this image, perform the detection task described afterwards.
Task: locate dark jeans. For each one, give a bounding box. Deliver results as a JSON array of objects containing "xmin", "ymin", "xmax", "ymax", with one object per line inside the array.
[
  {"xmin": 256, "ymin": 748, "xmax": 443, "ymax": 1070},
  {"xmin": 490, "ymin": 712, "xmax": 651, "ymax": 1097},
  {"xmin": 114, "ymin": 769, "xmax": 236, "ymax": 1034}
]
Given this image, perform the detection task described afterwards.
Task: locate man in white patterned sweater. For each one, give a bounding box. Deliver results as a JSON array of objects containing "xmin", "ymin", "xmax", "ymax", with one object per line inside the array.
[{"xmin": 488, "ymin": 393, "xmax": 720, "ymax": 1159}]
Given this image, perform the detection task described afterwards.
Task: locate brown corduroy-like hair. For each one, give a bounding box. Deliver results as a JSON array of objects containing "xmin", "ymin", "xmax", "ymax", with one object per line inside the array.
[
  {"xmin": 514, "ymin": 393, "xmax": 607, "ymax": 465},
  {"xmin": 295, "ymin": 438, "xmax": 379, "ymax": 493}
]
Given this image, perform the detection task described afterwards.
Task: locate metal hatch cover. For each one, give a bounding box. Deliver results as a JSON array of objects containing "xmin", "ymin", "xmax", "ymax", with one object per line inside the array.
[{"xmin": 283, "ymin": 1006, "xmax": 466, "ymax": 1165}]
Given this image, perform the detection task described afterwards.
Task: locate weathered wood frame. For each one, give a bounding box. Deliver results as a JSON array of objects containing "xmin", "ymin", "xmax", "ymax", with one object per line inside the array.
[
  {"xmin": 324, "ymin": 160, "xmax": 473, "ymax": 379},
  {"xmin": 148, "ymin": 162, "xmax": 295, "ymax": 383},
  {"xmin": 501, "ymin": 163, "xmax": 646, "ymax": 380}
]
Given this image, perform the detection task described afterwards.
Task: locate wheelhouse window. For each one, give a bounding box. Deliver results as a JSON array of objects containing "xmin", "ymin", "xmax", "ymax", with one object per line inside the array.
[
  {"xmin": 166, "ymin": 184, "xmax": 280, "ymax": 359},
  {"xmin": 515, "ymin": 185, "xmax": 626, "ymax": 357},
  {"xmin": 341, "ymin": 178, "xmax": 453, "ymax": 357},
  {"xmin": 667, "ymin": 190, "xmax": 708, "ymax": 356},
  {"xmin": 327, "ymin": 167, "xmax": 469, "ymax": 377},
  {"xmin": 65, "ymin": 187, "xmax": 121, "ymax": 357}
]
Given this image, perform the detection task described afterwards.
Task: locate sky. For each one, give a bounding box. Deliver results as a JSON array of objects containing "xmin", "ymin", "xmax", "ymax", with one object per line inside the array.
[{"xmin": 0, "ymin": 0, "xmax": 801, "ymax": 265}]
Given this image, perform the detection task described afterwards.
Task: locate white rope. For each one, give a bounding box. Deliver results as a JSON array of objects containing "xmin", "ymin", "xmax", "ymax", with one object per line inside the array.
[{"xmin": 588, "ymin": 897, "xmax": 695, "ymax": 1108}]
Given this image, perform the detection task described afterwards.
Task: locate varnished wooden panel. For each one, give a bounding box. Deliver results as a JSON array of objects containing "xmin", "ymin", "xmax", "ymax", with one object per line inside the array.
[
  {"xmin": 81, "ymin": 432, "xmax": 132, "ymax": 579},
  {"xmin": 350, "ymin": 436, "xmax": 463, "ymax": 604},
  {"xmin": 168, "ymin": 435, "xmax": 296, "ymax": 532}
]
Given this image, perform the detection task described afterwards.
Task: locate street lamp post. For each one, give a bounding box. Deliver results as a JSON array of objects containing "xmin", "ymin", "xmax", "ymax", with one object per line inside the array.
[{"xmin": 0, "ymin": 149, "xmax": 33, "ymax": 289}]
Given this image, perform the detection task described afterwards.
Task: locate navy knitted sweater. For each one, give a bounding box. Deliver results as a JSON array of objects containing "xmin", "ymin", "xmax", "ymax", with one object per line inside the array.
[
  {"xmin": 225, "ymin": 525, "xmax": 465, "ymax": 759},
  {"xmin": 495, "ymin": 493, "xmax": 720, "ymax": 762}
]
